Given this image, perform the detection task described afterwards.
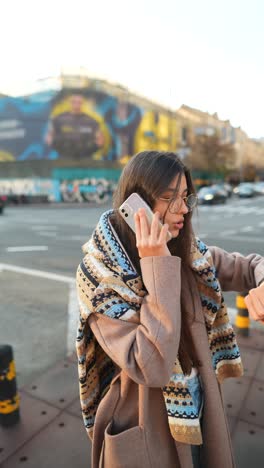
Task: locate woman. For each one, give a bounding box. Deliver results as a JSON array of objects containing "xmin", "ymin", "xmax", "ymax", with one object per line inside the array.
[{"xmin": 76, "ymin": 151, "xmax": 264, "ymax": 468}]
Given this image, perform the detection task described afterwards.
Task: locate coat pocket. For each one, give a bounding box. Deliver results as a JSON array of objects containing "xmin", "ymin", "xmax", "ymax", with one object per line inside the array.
[{"xmin": 100, "ymin": 420, "xmax": 150, "ymax": 468}]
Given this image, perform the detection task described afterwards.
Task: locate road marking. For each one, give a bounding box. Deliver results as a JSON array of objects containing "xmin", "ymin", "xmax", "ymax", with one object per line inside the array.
[
  {"xmin": 6, "ymin": 246, "xmax": 49, "ymax": 252},
  {"xmin": 198, "ymin": 205, "xmax": 264, "ymax": 217},
  {"xmin": 241, "ymin": 226, "xmax": 254, "ymax": 232},
  {"xmin": 0, "ymin": 263, "xmax": 74, "ymax": 284},
  {"xmin": 38, "ymin": 232, "xmax": 57, "ymax": 237},
  {"xmin": 60, "ymin": 235, "xmax": 87, "ymax": 241},
  {"xmin": 220, "ymin": 230, "xmax": 236, "ymax": 236},
  {"xmin": 216, "ymin": 235, "xmax": 263, "ymax": 243},
  {"xmin": 31, "ymin": 226, "xmax": 58, "ymax": 231},
  {"xmin": 67, "ymin": 283, "xmax": 79, "ymax": 356}
]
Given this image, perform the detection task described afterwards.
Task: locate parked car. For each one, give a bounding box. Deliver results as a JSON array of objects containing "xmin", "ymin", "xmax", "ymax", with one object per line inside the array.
[
  {"xmin": 197, "ymin": 186, "xmax": 228, "ymax": 205},
  {"xmin": 253, "ymin": 181, "xmax": 264, "ymax": 195},
  {"xmin": 0, "ymin": 195, "xmax": 7, "ymax": 214},
  {"xmin": 233, "ymin": 182, "xmax": 256, "ymax": 198},
  {"xmin": 212, "ymin": 183, "xmax": 233, "ymax": 198}
]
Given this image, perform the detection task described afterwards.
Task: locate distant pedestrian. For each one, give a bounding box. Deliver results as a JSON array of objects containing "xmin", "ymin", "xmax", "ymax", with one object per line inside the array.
[{"xmin": 76, "ymin": 151, "xmax": 264, "ymax": 468}]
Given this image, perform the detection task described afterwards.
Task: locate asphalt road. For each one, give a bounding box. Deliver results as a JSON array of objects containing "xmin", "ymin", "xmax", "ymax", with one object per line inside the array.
[{"xmin": 0, "ymin": 195, "xmax": 263, "ymax": 386}]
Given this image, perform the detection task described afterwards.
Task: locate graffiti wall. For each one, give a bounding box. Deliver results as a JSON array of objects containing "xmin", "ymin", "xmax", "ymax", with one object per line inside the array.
[
  {"xmin": 0, "ymin": 177, "xmax": 116, "ymax": 203},
  {"xmin": 0, "ymin": 178, "xmax": 60, "ymax": 201},
  {"xmin": 0, "ymin": 87, "xmax": 179, "ymax": 163}
]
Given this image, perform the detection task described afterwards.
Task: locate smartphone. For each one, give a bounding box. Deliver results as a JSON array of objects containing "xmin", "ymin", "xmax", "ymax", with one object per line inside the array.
[{"xmin": 119, "ymin": 192, "xmax": 172, "ymax": 242}]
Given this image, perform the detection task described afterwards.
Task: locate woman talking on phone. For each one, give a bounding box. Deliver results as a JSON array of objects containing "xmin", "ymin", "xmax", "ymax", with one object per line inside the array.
[{"xmin": 76, "ymin": 151, "xmax": 264, "ymax": 468}]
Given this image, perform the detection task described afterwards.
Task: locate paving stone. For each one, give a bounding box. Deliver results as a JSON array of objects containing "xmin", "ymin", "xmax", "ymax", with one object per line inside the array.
[
  {"xmin": 21, "ymin": 358, "xmax": 79, "ymax": 409},
  {"xmin": 236, "ymin": 329, "xmax": 264, "ymax": 351},
  {"xmin": 232, "ymin": 421, "xmax": 264, "ymax": 468},
  {"xmin": 0, "ymin": 391, "xmax": 60, "ymax": 465},
  {"xmin": 67, "ymin": 351, "xmax": 77, "ymax": 364},
  {"xmin": 1, "ymin": 412, "xmax": 91, "ymax": 468},
  {"xmin": 239, "ymin": 348, "xmax": 262, "ymax": 378},
  {"xmin": 65, "ymin": 397, "xmax": 82, "ymax": 418},
  {"xmin": 255, "ymin": 354, "xmax": 264, "ymax": 382},
  {"xmin": 227, "ymin": 415, "xmax": 237, "ymax": 436},
  {"xmin": 222, "ymin": 376, "xmax": 251, "ymax": 418},
  {"xmin": 239, "ymin": 381, "xmax": 264, "ymax": 427}
]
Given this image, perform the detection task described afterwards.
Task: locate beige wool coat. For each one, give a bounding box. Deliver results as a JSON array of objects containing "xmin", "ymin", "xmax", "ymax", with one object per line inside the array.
[{"xmin": 84, "ymin": 247, "xmax": 264, "ymax": 468}]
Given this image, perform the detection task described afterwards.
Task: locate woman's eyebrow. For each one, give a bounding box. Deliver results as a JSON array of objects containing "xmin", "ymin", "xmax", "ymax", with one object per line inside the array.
[{"xmin": 166, "ymin": 187, "xmax": 188, "ymax": 194}]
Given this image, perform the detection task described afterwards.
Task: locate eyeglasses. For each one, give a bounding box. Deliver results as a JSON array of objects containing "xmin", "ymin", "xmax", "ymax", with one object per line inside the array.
[{"xmin": 158, "ymin": 193, "xmax": 198, "ymax": 213}]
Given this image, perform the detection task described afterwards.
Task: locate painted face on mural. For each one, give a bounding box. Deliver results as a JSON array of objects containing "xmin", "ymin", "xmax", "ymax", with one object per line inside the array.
[{"xmin": 70, "ymin": 95, "xmax": 84, "ymax": 114}]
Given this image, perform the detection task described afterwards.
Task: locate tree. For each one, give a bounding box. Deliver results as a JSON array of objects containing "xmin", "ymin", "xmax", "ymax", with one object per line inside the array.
[{"xmin": 185, "ymin": 134, "xmax": 236, "ymax": 177}]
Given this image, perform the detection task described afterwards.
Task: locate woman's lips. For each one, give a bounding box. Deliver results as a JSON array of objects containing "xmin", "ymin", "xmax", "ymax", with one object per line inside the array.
[{"xmin": 172, "ymin": 222, "xmax": 184, "ymax": 230}]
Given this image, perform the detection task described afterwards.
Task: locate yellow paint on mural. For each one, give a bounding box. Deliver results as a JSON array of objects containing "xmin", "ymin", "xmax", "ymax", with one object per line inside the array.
[
  {"xmin": 0, "ymin": 151, "xmax": 15, "ymax": 161},
  {"xmin": 134, "ymin": 111, "xmax": 157, "ymax": 153},
  {"xmin": 157, "ymin": 114, "xmax": 170, "ymax": 139},
  {"xmin": 134, "ymin": 111, "xmax": 178, "ymax": 154},
  {"xmin": 119, "ymin": 155, "xmax": 131, "ymax": 165}
]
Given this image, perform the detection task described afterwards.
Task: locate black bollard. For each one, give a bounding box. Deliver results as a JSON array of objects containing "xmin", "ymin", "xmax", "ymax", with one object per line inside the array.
[{"xmin": 0, "ymin": 345, "xmax": 20, "ymax": 427}]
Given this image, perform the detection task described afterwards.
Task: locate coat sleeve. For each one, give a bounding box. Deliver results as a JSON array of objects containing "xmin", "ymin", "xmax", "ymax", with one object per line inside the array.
[
  {"xmin": 77, "ymin": 256, "xmax": 182, "ymax": 387},
  {"xmin": 209, "ymin": 246, "xmax": 264, "ymax": 292}
]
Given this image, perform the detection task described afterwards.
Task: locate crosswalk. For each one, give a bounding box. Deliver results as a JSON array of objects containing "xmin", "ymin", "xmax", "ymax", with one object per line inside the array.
[{"xmin": 198, "ymin": 204, "xmax": 264, "ymax": 216}]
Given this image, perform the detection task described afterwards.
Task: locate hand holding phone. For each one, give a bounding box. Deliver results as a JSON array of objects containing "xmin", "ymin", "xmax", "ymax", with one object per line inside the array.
[
  {"xmin": 119, "ymin": 193, "xmax": 172, "ymax": 258},
  {"xmin": 134, "ymin": 209, "xmax": 171, "ymax": 258}
]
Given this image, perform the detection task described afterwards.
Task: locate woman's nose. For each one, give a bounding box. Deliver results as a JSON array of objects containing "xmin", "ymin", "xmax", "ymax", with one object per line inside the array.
[{"xmin": 181, "ymin": 201, "xmax": 189, "ymax": 214}]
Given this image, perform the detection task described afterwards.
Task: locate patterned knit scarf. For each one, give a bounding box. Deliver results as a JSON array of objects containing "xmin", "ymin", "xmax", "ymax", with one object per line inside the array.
[{"xmin": 76, "ymin": 210, "xmax": 243, "ymax": 445}]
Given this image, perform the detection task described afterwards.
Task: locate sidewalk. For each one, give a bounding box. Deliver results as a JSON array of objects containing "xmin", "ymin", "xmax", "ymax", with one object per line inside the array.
[{"xmin": 1, "ymin": 329, "xmax": 264, "ymax": 468}]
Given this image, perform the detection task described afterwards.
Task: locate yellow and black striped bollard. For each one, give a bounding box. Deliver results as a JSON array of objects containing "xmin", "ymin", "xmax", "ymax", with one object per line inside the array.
[
  {"xmin": 235, "ymin": 292, "xmax": 250, "ymax": 336},
  {"xmin": 0, "ymin": 345, "xmax": 20, "ymax": 427}
]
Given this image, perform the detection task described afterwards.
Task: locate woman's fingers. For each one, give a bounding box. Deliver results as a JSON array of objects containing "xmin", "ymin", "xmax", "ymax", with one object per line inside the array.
[
  {"xmin": 251, "ymin": 288, "xmax": 264, "ymax": 320},
  {"xmin": 158, "ymin": 222, "xmax": 169, "ymax": 244},
  {"xmin": 134, "ymin": 208, "xmax": 171, "ymax": 258},
  {"xmin": 245, "ymin": 294, "xmax": 259, "ymax": 321},
  {"xmin": 138, "ymin": 209, "xmax": 150, "ymax": 240},
  {"xmin": 245, "ymin": 290, "xmax": 264, "ymax": 321},
  {"xmin": 134, "ymin": 212, "xmax": 141, "ymax": 246},
  {"xmin": 150, "ymin": 211, "xmax": 161, "ymax": 243}
]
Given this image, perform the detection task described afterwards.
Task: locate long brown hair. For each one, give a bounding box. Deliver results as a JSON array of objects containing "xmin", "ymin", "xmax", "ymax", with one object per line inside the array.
[{"xmin": 112, "ymin": 151, "xmax": 199, "ymax": 375}]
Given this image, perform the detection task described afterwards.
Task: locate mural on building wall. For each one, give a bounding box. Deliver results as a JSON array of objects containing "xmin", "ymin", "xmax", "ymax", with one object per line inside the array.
[
  {"xmin": 0, "ymin": 177, "xmax": 115, "ymax": 203},
  {"xmin": 0, "ymin": 87, "xmax": 178, "ymax": 163},
  {"xmin": 0, "ymin": 178, "xmax": 59, "ymax": 201}
]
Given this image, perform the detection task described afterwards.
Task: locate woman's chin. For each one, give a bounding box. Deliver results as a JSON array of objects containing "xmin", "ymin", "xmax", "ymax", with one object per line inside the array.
[{"xmin": 170, "ymin": 227, "xmax": 180, "ymax": 238}]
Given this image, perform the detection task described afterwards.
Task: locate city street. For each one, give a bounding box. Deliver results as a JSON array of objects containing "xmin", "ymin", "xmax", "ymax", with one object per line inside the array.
[
  {"xmin": 0, "ymin": 196, "xmax": 263, "ymax": 384},
  {"xmin": 0, "ymin": 195, "xmax": 264, "ymax": 467}
]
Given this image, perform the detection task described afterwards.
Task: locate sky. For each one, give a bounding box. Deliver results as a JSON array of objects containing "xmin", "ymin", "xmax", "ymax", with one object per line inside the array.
[{"xmin": 0, "ymin": 0, "xmax": 263, "ymax": 138}]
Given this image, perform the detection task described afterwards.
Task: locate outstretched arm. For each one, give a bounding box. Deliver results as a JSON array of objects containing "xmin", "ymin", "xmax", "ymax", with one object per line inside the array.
[{"xmin": 209, "ymin": 246, "xmax": 264, "ymax": 292}]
